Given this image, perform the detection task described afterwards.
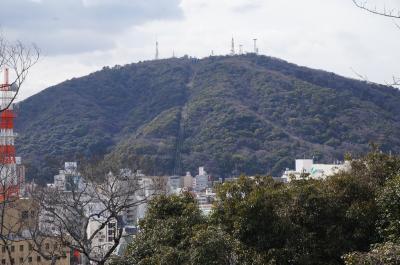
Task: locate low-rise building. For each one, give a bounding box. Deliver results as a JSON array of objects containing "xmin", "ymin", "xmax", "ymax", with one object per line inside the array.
[
  {"xmin": 0, "ymin": 198, "xmax": 70, "ymax": 265},
  {"xmin": 282, "ymin": 159, "xmax": 350, "ymax": 182}
]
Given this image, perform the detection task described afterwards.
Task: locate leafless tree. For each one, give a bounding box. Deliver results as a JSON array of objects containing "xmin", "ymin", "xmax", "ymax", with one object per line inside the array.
[
  {"xmin": 29, "ymin": 159, "xmax": 166, "ymax": 265},
  {"xmin": 0, "ymin": 36, "xmax": 40, "ymax": 112},
  {"xmin": 0, "ymin": 34, "xmax": 39, "ymax": 264},
  {"xmin": 0, "ymin": 164, "xmax": 32, "ymax": 264},
  {"xmin": 352, "ymin": 0, "xmax": 400, "ymax": 87},
  {"xmin": 352, "ymin": 0, "xmax": 400, "ymax": 18}
]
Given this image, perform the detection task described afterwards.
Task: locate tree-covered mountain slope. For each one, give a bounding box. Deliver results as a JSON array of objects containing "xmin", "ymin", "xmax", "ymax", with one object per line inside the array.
[{"xmin": 15, "ymin": 54, "xmax": 400, "ymax": 182}]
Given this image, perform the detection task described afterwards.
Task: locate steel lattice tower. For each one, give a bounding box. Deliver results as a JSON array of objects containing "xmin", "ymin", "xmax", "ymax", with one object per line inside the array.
[{"xmin": 0, "ymin": 68, "xmax": 19, "ymax": 201}]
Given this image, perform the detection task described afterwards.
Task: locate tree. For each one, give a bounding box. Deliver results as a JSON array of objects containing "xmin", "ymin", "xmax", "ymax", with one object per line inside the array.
[
  {"xmin": 117, "ymin": 193, "xmax": 236, "ymax": 265},
  {"xmin": 352, "ymin": 0, "xmax": 400, "ymax": 87},
  {"xmin": 376, "ymin": 174, "xmax": 400, "ymax": 243},
  {"xmin": 0, "ymin": 35, "xmax": 39, "ymax": 264},
  {"xmin": 29, "ymin": 159, "xmax": 164, "ymax": 265},
  {"xmin": 343, "ymin": 242, "xmax": 400, "ymax": 265},
  {"xmin": 352, "ymin": 0, "xmax": 400, "ymax": 18},
  {"xmin": 120, "ymin": 193, "xmax": 204, "ymax": 265},
  {"xmin": 0, "ymin": 36, "xmax": 39, "ymax": 111}
]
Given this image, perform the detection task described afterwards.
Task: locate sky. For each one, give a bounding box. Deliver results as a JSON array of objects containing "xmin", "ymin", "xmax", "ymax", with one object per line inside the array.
[{"xmin": 1, "ymin": 0, "xmax": 400, "ymax": 101}]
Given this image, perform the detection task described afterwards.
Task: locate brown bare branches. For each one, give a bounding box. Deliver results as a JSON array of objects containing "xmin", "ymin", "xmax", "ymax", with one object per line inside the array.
[
  {"xmin": 352, "ymin": 0, "xmax": 400, "ymax": 18},
  {"xmin": 29, "ymin": 160, "xmax": 165, "ymax": 265},
  {"xmin": 0, "ymin": 36, "xmax": 40, "ymax": 112},
  {"xmin": 352, "ymin": 1, "xmax": 400, "ymax": 88}
]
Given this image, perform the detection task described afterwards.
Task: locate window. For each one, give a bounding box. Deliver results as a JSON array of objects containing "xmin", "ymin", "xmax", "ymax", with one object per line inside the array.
[
  {"xmin": 10, "ymin": 258, "xmax": 14, "ymax": 265},
  {"xmin": 45, "ymin": 243, "xmax": 50, "ymax": 250},
  {"xmin": 1, "ymin": 246, "xmax": 5, "ymax": 253},
  {"xmin": 36, "ymin": 256, "xmax": 41, "ymax": 262},
  {"xmin": 108, "ymin": 230, "xmax": 114, "ymax": 236},
  {"xmin": 28, "ymin": 243, "xmax": 33, "ymax": 251},
  {"xmin": 19, "ymin": 258, "xmax": 23, "ymax": 263},
  {"xmin": 108, "ymin": 223, "xmax": 116, "ymax": 229},
  {"xmin": 11, "ymin": 245, "xmax": 15, "ymax": 252},
  {"xmin": 28, "ymin": 257, "xmax": 32, "ymax": 263},
  {"xmin": 30, "ymin": 211, "xmax": 35, "ymax": 218},
  {"xmin": 19, "ymin": 245, "xmax": 24, "ymax": 252},
  {"xmin": 1, "ymin": 259, "xmax": 5, "ymax": 265}
]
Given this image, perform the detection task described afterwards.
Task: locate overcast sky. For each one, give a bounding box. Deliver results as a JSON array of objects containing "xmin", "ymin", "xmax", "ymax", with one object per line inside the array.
[{"xmin": 1, "ymin": 0, "xmax": 400, "ymax": 101}]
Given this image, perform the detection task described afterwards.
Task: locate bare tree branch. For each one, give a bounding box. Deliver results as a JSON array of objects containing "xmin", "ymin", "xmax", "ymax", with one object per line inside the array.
[
  {"xmin": 352, "ymin": 0, "xmax": 400, "ymax": 18},
  {"xmin": 29, "ymin": 159, "xmax": 165, "ymax": 265}
]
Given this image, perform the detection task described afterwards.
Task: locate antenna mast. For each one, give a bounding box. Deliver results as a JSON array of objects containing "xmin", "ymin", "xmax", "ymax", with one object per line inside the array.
[
  {"xmin": 230, "ymin": 37, "xmax": 235, "ymax": 55},
  {"xmin": 239, "ymin": 44, "xmax": 243, "ymax": 55},
  {"xmin": 155, "ymin": 41, "xmax": 159, "ymax": 60},
  {"xmin": 253, "ymin": 39, "xmax": 258, "ymax": 55}
]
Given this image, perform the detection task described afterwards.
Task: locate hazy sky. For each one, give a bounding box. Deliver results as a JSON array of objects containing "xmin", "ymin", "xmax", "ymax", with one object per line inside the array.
[{"xmin": 1, "ymin": 0, "xmax": 400, "ymax": 100}]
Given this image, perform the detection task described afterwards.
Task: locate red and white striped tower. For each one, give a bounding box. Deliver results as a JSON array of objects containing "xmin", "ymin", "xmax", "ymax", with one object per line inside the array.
[{"xmin": 0, "ymin": 68, "xmax": 19, "ymax": 201}]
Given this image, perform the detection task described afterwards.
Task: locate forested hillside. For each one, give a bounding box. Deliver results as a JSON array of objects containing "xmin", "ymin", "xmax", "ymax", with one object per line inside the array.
[{"xmin": 15, "ymin": 54, "xmax": 400, "ymax": 182}]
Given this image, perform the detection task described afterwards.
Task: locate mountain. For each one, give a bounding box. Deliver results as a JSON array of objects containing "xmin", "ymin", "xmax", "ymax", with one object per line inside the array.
[{"xmin": 15, "ymin": 54, "xmax": 400, "ymax": 182}]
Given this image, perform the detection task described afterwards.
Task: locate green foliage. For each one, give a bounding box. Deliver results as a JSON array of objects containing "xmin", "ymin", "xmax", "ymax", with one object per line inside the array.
[
  {"xmin": 343, "ymin": 243, "xmax": 400, "ymax": 265},
  {"xmin": 211, "ymin": 174, "xmax": 379, "ymax": 265},
  {"xmin": 118, "ymin": 150, "xmax": 400, "ymax": 265},
  {"xmin": 212, "ymin": 177, "xmax": 291, "ymax": 252},
  {"xmin": 118, "ymin": 193, "xmax": 235, "ymax": 265},
  {"xmin": 376, "ymin": 174, "xmax": 400, "ymax": 243},
  {"xmin": 189, "ymin": 226, "xmax": 234, "ymax": 265},
  {"xmin": 15, "ymin": 55, "xmax": 400, "ymax": 182}
]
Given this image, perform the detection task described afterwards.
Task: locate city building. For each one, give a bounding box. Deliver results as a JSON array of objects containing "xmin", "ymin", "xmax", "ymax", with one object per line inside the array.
[
  {"xmin": 52, "ymin": 162, "xmax": 82, "ymax": 192},
  {"xmin": 281, "ymin": 159, "xmax": 350, "ymax": 182},
  {"xmin": 192, "ymin": 167, "xmax": 210, "ymax": 192},
  {"xmin": 0, "ymin": 198, "xmax": 70, "ymax": 265},
  {"xmin": 182, "ymin": 172, "xmax": 193, "ymax": 189},
  {"xmin": 0, "ymin": 238, "xmax": 70, "ymax": 265}
]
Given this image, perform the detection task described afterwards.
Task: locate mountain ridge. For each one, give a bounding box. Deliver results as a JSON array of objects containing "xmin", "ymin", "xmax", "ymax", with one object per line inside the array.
[{"xmin": 15, "ymin": 54, "xmax": 400, "ymax": 182}]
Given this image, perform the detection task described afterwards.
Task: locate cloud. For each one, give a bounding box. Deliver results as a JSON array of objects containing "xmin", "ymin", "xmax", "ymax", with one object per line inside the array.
[
  {"xmin": 0, "ymin": 0, "xmax": 183, "ymax": 54},
  {"xmin": 231, "ymin": 3, "xmax": 261, "ymax": 13},
  {"xmin": 11, "ymin": 0, "xmax": 400, "ymax": 102}
]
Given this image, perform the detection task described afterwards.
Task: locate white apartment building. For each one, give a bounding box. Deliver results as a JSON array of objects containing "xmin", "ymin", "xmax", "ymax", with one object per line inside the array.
[
  {"xmin": 282, "ymin": 159, "xmax": 350, "ymax": 182},
  {"xmin": 51, "ymin": 162, "xmax": 83, "ymax": 191},
  {"xmin": 193, "ymin": 167, "xmax": 210, "ymax": 192}
]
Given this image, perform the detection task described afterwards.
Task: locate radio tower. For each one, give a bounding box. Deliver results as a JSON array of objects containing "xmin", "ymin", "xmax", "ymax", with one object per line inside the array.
[
  {"xmin": 155, "ymin": 41, "xmax": 159, "ymax": 60},
  {"xmin": 0, "ymin": 68, "xmax": 20, "ymax": 201},
  {"xmin": 230, "ymin": 37, "xmax": 235, "ymax": 55},
  {"xmin": 253, "ymin": 38, "xmax": 258, "ymax": 54}
]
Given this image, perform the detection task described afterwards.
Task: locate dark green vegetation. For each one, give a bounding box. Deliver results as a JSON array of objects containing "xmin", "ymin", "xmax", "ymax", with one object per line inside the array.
[
  {"xmin": 15, "ymin": 54, "xmax": 400, "ymax": 182},
  {"xmin": 116, "ymin": 150, "xmax": 400, "ymax": 265}
]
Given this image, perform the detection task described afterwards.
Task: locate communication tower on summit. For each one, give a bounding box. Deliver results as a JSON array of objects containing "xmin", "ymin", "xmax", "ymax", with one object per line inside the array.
[
  {"xmin": 0, "ymin": 68, "xmax": 22, "ymax": 201},
  {"xmin": 230, "ymin": 37, "xmax": 235, "ymax": 55},
  {"xmin": 253, "ymin": 38, "xmax": 259, "ymax": 54},
  {"xmin": 155, "ymin": 41, "xmax": 159, "ymax": 60}
]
